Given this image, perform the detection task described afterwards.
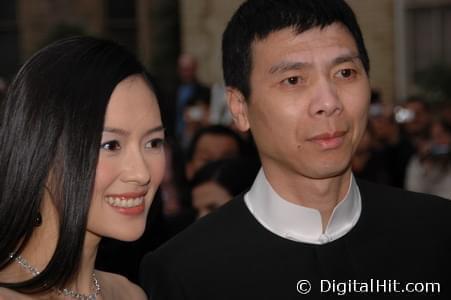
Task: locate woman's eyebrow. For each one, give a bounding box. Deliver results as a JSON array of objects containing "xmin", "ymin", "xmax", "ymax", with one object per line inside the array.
[{"xmin": 103, "ymin": 125, "xmax": 165, "ymax": 137}]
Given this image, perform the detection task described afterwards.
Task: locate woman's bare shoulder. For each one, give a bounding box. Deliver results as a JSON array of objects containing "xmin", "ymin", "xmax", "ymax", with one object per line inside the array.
[
  {"xmin": 0, "ymin": 287, "xmax": 34, "ymax": 300},
  {"xmin": 96, "ymin": 270, "xmax": 147, "ymax": 300}
]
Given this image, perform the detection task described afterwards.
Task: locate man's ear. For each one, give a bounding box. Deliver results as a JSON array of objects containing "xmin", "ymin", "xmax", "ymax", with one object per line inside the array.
[{"xmin": 226, "ymin": 87, "xmax": 250, "ymax": 132}]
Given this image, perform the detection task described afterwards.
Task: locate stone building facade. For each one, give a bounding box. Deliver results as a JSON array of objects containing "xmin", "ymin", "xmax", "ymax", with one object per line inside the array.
[
  {"xmin": 1, "ymin": 0, "xmax": 155, "ymax": 78},
  {"xmin": 180, "ymin": 0, "xmax": 396, "ymax": 102},
  {"xmin": 1, "ymin": 0, "xmax": 450, "ymax": 105},
  {"xmin": 180, "ymin": 0, "xmax": 451, "ymax": 104}
]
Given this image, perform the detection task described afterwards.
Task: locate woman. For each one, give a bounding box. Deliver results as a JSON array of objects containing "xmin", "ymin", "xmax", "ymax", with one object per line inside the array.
[{"xmin": 0, "ymin": 36, "xmax": 165, "ymax": 299}]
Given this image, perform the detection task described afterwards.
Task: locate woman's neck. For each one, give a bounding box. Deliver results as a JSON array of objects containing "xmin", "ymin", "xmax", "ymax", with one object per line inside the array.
[{"xmin": 0, "ymin": 194, "xmax": 102, "ymax": 298}]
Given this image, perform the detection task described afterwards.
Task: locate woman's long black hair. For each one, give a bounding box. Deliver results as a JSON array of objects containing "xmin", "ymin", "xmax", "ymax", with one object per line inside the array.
[{"xmin": 0, "ymin": 36, "xmax": 150, "ymax": 293}]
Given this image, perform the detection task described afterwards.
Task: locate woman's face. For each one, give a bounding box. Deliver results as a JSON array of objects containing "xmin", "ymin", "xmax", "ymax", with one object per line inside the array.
[{"xmin": 87, "ymin": 75, "xmax": 165, "ymax": 241}]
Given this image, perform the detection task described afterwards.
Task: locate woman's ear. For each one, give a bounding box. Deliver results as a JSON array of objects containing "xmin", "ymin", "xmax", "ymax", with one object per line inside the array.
[{"xmin": 226, "ymin": 87, "xmax": 250, "ymax": 132}]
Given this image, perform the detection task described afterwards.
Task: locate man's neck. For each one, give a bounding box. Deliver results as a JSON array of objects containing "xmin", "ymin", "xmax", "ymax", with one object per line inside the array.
[{"xmin": 262, "ymin": 164, "xmax": 352, "ymax": 230}]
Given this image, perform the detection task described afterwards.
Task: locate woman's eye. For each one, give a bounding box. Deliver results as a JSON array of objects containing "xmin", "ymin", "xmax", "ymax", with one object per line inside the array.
[
  {"xmin": 101, "ymin": 140, "xmax": 121, "ymax": 151},
  {"xmin": 145, "ymin": 138, "xmax": 165, "ymax": 152}
]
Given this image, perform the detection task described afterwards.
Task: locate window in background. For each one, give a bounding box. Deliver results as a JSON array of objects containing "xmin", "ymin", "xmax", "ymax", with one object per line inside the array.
[{"xmin": 406, "ymin": 5, "xmax": 451, "ymax": 84}]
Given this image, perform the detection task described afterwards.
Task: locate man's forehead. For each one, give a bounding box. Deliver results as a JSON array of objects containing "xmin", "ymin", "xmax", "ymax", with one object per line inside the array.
[
  {"xmin": 250, "ymin": 23, "xmax": 359, "ymax": 65},
  {"xmin": 253, "ymin": 22, "xmax": 351, "ymax": 42}
]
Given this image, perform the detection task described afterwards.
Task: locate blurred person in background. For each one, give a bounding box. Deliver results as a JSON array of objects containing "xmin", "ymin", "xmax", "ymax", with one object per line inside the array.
[
  {"xmin": 367, "ymin": 91, "xmax": 400, "ymax": 150},
  {"xmin": 191, "ymin": 158, "xmax": 259, "ymax": 218},
  {"xmin": 405, "ymin": 118, "xmax": 451, "ymax": 199},
  {"xmin": 185, "ymin": 124, "xmax": 245, "ymax": 180},
  {"xmin": 438, "ymin": 101, "xmax": 451, "ymax": 126},
  {"xmin": 351, "ymin": 125, "xmax": 392, "ymax": 185},
  {"xmin": 158, "ymin": 138, "xmax": 196, "ymax": 239},
  {"xmin": 179, "ymin": 94, "xmax": 211, "ymax": 149},
  {"xmin": 367, "ymin": 95, "xmax": 416, "ymax": 188},
  {"xmin": 159, "ymin": 139, "xmax": 191, "ymax": 218},
  {"xmin": 399, "ymin": 96, "xmax": 432, "ymax": 147},
  {"xmin": 175, "ymin": 53, "xmax": 210, "ymax": 140}
]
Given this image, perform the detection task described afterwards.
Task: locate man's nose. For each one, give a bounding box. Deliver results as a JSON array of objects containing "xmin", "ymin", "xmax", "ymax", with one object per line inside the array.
[{"xmin": 308, "ymin": 77, "xmax": 343, "ymax": 117}]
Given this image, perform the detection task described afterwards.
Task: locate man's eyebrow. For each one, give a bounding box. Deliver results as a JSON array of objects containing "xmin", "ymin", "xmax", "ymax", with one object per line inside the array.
[
  {"xmin": 332, "ymin": 54, "xmax": 361, "ymax": 66},
  {"xmin": 269, "ymin": 61, "xmax": 309, "ymax": 74},
  {"xmin": 268, "ymin": 53, "xmax": 362, "ymax": 75},
  {"xmin": 103, "ymin": 125, "xmax": 165, "ymax": 136}
]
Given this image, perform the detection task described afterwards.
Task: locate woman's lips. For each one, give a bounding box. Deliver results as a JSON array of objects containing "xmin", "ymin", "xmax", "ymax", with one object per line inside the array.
[{"xmin": 105, "ymin": 192, "xmax": 147, "ymax": 215}]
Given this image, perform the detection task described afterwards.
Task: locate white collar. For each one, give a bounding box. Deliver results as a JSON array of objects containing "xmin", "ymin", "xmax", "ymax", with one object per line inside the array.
[{"xmin": 244, "ymin": 169, "xmax": 361, "ymax": 245}]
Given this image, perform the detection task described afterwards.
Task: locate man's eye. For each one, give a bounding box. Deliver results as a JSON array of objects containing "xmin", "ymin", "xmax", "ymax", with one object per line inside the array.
[
  {"xmin": 101, "ymin": 140, "xmax": 121, "ymax": 151},
  {"xmin": 337, "ymin": 68, "xmax": 356, "ymax": 79},
  {"xmin": 145, "ymin": 138, "xmax": 165, "ymax": 152},
  {"xmin": 282, "ymin": 76, "xmax": 302, "ymax": 86}
]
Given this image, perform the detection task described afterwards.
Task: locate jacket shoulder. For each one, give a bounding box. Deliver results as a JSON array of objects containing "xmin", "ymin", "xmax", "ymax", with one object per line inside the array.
[
  {"xmin": 357, "ymin": 179, "xmax": 451, "ymax": 207},
  {"xmin": 356, "ymin": 179, "xmax": 451, "ymax": 230}
]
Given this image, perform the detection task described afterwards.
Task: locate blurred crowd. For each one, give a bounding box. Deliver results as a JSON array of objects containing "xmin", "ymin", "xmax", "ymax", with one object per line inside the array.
[
  {"xmin": 1, "ymin": 53, "xmax": 450, "ymax": 283},
  {"xmin": 354, "ymin": 90, "xmax": 451, "ymax": 199}
]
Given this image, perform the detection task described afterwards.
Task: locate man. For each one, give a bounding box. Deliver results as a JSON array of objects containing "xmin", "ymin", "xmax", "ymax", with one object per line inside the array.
[
  {"xmin": 140, "ymin": 1, "xmax": 451, "ymax": 299},
  {"xmin": 180, "ymin": 95, "xmax": 211, "ymax": 150},
  {"xmin": 400, "ymin": 96, "xmax": 432, "ymax": 146},
  {"xmin": 175, "ymin": 53, "xmax": 210, "ymax": 140}
]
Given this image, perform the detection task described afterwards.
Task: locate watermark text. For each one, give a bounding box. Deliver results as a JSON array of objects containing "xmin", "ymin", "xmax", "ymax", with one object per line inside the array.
[{"xmin": 296, "ymin": 279, "xmax": 440, "ymax": 296}]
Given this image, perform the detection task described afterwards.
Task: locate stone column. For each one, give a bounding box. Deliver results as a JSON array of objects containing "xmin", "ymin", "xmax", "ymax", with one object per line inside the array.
[{"xmin": 179, "ymin": 0, "xmax": 244, "ymax": 85}]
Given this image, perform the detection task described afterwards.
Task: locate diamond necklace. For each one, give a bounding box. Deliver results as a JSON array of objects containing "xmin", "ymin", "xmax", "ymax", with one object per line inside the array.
[{"xmin": 10, "ymin": 253, "xmax": 101, "ymax": 300}]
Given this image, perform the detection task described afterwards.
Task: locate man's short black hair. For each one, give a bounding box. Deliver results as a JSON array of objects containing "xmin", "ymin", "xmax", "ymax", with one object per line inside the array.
[{"xmin": 222, "ymin": 0, "xmax": 370, "ymax": 99}]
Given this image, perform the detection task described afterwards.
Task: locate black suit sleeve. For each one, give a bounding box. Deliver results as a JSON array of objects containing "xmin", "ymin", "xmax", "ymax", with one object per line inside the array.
[{"xmin": 139, "ymin": 251, "xmax": 187, "ymax": 300}]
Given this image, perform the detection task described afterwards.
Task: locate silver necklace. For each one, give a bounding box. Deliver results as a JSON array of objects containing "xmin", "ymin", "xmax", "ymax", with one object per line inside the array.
[{"xmin": 10, "ymin": 253, "xmax": 101, "ymax": 300}]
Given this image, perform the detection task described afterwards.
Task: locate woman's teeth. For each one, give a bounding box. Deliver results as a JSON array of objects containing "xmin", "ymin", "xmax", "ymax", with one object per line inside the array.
[{"xmin": 105, "ymin": 196, "xmax": 144, "ymax": 208}]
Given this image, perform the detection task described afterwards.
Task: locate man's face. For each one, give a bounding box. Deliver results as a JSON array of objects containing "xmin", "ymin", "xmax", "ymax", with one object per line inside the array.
[
  {"xmin": 178, "ymin": 54, "xmax": 197, "ymax": 83},
  {"xmin": 230, "ymin": 23, "xmax": 370, "ymax": 182}
]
